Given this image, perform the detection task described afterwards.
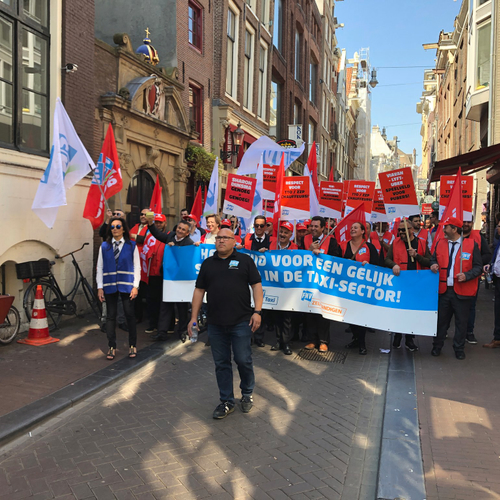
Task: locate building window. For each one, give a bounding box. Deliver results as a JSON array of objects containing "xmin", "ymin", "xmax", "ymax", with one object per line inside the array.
[
  {"xmin": 226, "ymin": 5, "xmax": 239, "ymax": 98},
  {"xmin": 189, "ymin": 82, "xmax": 203, "ymax": 141},
  {"xmin": 294, "ymin": 30, "xmax": 301, "ymax": 82},
  {"xmin": 0, "ymin": 3, "xmax": 49, "ymax": 153},
  {"xmin": 270, "ymin": 79, "xmax": 281, "ymax": 138},
  {"xmin": 243, "ymin": 27, "xmax": 254, "ymax": 110},
  {"xmin": 272, "ymin": 0, "xmax": 282, "ymax": 52},
  {"xmin": 258, "ymin": 41, "xmax": 268, "ymax": 119},
  {"xmin": 476, "ymin": 19, "xmax": 491, "ymax": 90},
  {"xmin": 261, "ymin": 0, "xmax": 269, "ymax": 27},
  {"xmin": 308, "ymin": 119, "xmax": 316, "ymax": 145},
  {"xmin": 188, "ymin": 0, "xmax": 203, "ymax": 51},
  {"xmin": 309, "ymin": 58, "xmax": 318, "ymax": 103}
]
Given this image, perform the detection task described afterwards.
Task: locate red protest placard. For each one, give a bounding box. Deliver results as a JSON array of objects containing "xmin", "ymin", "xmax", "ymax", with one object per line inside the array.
[
  {"xmin": 263, "ymin": 199, "xmax": 274, "ymax": 214},
  {"xmin": 371, "ymin": 189, "xmax": 389, "ymax": 223},
  {"xmin": 222, "ymin": 173, "xmax": 256, "ymax": 219},
  {"xmin": 319, "ymin": 181, "xmax": 343, "ymax": 219},
  {"xmin": 262, "ymin": 163, "xmax": 279, "ymax": 199},
  {"xmin": 345, "ymin": 181, "xmax": 375, "ymax": 220},
  {"xmin": 378, "ymin": 167, "xmax": 419, "ymax": 219},
  {"xmin": 439, "ymin": 175, "xmax": 473, "ymax": 221},
  {"xmin": 280, "ymin": 176, "xmax": 310, "ymax": 220},
  {"xmin": 422, "ymin": 203, "xmax": 433, "ymax": 215}
]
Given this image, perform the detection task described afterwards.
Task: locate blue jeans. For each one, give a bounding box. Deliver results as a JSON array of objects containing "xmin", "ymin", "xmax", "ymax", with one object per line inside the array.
[{"xmin": 208, "ymin": 321, "xmax": 255, "ymax": 404}]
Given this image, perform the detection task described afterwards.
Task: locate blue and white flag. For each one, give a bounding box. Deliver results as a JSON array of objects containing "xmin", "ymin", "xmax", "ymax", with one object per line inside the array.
[
  {"xmin": 243, "ymin": 153, "xmax": 264, "ymax": 232},
  {"xmin": 202, "ymin": 158, "xmax": 219, "ymax": 226},
  {"xmin": 238, "ymin": 136, "xmax": 305, "ymax": 175},
  {"xmin": 32, "ymin": 98, "xmax": 96, "ymax": 228}
]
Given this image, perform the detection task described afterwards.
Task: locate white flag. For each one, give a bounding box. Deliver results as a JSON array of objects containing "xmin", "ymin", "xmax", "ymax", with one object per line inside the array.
[
  {"xmin": 32, "ymin": 98, "xmax": 96, "ymax": 228},
  {"xmin": 203, "ymin": 157, "xmax": 219, "ymax": 217},
  {"xmin": 304, "ymin": 165, "xmax": 321, "ymax": 217},
  {"xmin": 243, "ymin": 153, "xmax": 265, "ymax": 231}
]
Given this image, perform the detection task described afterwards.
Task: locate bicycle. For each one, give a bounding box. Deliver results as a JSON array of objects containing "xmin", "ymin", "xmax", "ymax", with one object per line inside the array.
[
  {"xmin": 20, "ymin": 243, "xmax": 102, "ymax": 331},
  {"xmin": 0, "ymin": 295, "xmax": 20, "ymax": 345}
]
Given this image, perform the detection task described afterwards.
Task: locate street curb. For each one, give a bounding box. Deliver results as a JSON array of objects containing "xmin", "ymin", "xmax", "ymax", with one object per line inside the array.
[
  {"xmin": 0, "ymin": 338, "xmax": 183, "ymax": 448},
  {"xmin": 376, "ymin": 342, "xmax": 426, "ymax": 500}
]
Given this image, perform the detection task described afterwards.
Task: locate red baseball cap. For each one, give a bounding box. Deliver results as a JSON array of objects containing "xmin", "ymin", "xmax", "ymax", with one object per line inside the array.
[
  {"xmin": 296, "ymin": 223, "xmax": 307, "ymax": 231},
  {"xmin": 266, "ymin": 217, "xmax": 273, "ymax": 225},
  {"xmin": 280, "ymin": 221, "xmax": 294, "ymax": 232},
  {"xmin": 221, "ymin": 218, "xmax": 232, "ymax": 227},
  {"xmin": 304, "ymin": 219, "xmax": 311, "ymax": 226},
  {"xmin": 187, "ymin": 214, "xmax": 198, "ymax": 223},
  {"xmin": 154, "ymin": 214, "xmax": 166, "ymax": 222},
  {"xmin": 442, "ymin": 216, "xmax": 463, "ymax": 228}
]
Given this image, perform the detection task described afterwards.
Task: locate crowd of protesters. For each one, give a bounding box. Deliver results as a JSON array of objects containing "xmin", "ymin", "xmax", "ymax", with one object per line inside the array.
[{"xmin": 95, "ymin": 206, "xmax": 500, "ymax": 417}]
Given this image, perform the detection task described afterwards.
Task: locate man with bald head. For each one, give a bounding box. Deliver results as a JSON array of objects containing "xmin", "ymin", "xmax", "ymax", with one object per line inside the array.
[{"xmin": 189, "ymin": 228, "xmax": 263, "ymax": 419}]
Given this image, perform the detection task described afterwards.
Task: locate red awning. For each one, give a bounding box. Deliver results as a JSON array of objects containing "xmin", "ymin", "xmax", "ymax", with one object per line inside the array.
[{"xmin": 430, "ymin": 143, "xmax": 500, "ymax": 182}]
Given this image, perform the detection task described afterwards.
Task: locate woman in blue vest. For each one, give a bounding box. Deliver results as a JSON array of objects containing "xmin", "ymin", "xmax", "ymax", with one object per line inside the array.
[{"xmin": 97, "ymin": 217, "xmax": 140, "ymax": 359}]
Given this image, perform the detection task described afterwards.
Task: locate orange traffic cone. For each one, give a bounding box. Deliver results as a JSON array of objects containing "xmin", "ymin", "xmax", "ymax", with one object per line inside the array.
[{"xmin": 18, "ymin": 285, "xmax": 60, "ymax": 346}]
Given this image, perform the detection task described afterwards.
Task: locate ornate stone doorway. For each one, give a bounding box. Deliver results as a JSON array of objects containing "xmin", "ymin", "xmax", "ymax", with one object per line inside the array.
[{"xmin": 126, "ymin": 169, "xmax": 156, "ymax": 227}]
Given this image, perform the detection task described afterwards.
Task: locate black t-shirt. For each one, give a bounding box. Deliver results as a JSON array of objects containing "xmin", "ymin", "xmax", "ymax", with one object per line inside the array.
[
  {"xmin": 406, "ymin": 237, "xmax": 419, "ymax": 271},
  {"xmin": 196, "ymin": 250, "xmax": 262, "ymax": 326}
]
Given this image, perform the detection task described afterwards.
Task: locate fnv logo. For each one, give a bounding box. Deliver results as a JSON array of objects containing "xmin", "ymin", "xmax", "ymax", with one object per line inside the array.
[
  {"xmin": 226, "ymin": 203, "xmax": 234, "ymax": 211},
  {"xmin": 388, "ymin": 207, "xmax": 396, "ymax": 214},
  {"xmin": 301, "ymin": 291, "xmax": 313, "ymax": 302}
]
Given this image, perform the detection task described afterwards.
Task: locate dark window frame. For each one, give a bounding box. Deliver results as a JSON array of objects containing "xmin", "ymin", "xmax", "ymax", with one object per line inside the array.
[
  {"xmin": 189, "ymin": 81, "xmax": 203, "ymax": 142},
  {"xmin": 0, "ymin": 0, "xmax": 50, "ymax": 155}
]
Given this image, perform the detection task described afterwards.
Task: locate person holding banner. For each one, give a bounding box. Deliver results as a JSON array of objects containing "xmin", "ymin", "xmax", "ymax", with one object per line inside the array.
[
  {"xmin": 430, "ymin": 217, "xmax": 482, "ymax": 360},
  {"xmin": 189, "ymin": 228, "xmax": 263, "ymax": 419},
  {"xmin": 97, "ymin": 217, "xmax": 140, "ymax": 360},
  {"xmin": 239, "ymin": 215, "xmax": 271, "ymax": 253},
  {"xmin": 340, "ymin": 222, "xmax": 379, "ymax": 355},
  {"xmin": 385, "ymin": 219, "xmax": 431, "ymax": 352},
  {"xmin": 304, "ymin": 216, "xmax": 339, "ymax": 353}
]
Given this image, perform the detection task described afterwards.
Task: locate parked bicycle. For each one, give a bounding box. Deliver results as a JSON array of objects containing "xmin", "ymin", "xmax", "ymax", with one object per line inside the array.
[
  {"xmin": 0, "ymin": 295, "xmax": 20, "ymax": 345},
  {"xmin": 19, "ymin": 243, "xmax": 102, "ymax": 331}
]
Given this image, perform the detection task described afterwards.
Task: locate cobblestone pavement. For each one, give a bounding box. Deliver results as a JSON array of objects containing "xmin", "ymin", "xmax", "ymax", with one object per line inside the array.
[
  {"xmin": 416, "ymin": 285, "xmax": 500, "ymax": 500},
  {"xmin": 0, "ymin": 326, "xmax": 389, "ymax": 499}
]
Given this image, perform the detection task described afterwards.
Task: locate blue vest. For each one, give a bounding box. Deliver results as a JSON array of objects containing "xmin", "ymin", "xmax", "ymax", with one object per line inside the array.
[{"xmin": 102, "ymin": 240, "xmax": 136, "ymax": 294}]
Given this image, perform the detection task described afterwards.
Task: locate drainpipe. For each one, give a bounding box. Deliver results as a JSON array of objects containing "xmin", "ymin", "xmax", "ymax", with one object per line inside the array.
[{"xmin": 488, "ymin": 0, "xmax": 496, "ymax": 240}]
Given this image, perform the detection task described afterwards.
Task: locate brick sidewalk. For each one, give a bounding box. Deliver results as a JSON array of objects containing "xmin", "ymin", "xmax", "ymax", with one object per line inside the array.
[
  {"xmin": 415, "ymin": 284, "xmax": 500, "ymax": 500},
  {"xmin": 0, "ymin": 325, "xmax": 389, "ymax": 499}
]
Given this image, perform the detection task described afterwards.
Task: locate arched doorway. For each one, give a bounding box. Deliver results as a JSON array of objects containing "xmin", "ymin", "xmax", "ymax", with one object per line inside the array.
[{"xmin": 126, "ymin": 170, "xmax": 156, "ymax": 228}]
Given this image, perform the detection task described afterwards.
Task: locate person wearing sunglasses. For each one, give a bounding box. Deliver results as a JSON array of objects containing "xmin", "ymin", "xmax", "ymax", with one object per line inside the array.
[
  {"xmin": 385, "ymin": 219, "xmax": 431, "ymax": 352},
  {"xmin": 97, "ymin": 217, "xmax": 141, "ymax": 360},
  {"xmin": 238, "ymin": 215, "xmax": 271, "ymax": 254},
  {"xmin": 98, "ymin": 208, "xmax": 125, "ymax": 240}
]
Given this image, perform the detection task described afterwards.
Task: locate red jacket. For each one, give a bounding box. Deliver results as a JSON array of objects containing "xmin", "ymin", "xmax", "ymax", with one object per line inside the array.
[
  {"xmin": 130, "ymin": 223, "xmax": 149, "ymax": 251},
  {"xmin": 435, "ymin": 238, "xmax": 478, "ymax": 296},
  {"xmin": 340, "ymin": 241, "xmax": 371, "ymax": 263},
  {"xmin": 303, "ymin": 234, "xmax": 334, "ymax": 254},
  {"xmin": 392, "ymin": 237, "xmax": 428, "ymax": 270}
]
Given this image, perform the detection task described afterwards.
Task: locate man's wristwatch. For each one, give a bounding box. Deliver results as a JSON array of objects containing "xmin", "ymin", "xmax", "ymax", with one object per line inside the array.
[{"xmin": 254, "ymin": 310, "xmax": 262, "ymax": 315}]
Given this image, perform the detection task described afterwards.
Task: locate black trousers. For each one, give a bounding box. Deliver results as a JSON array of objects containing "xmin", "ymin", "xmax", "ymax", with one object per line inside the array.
[
  {"xmin": 350, "ymin": 324, "xmax": 367, "ymax": 349},
  {"xmin": 434, "ymin": 287, "xmax": 473, "ymax": 352},
  {"xmin": 267, "ymin": 310, "xmax": 293, "ymax": 345},
  {"xmin": 105, "ymin": 291, "xmax": 137, "ymax": 349},
  {"xmin": 305, "ymin": 313, "xmax": 330, "ymax": 345},
  {"xmin": 147, "ymin": 276, "xmax": 163, "ymax": 329},
  {"xmin": 134, "ymin": 280, "xmax": 148, "ymax": 322},
  {"xmin": 253, "ymin": 310, "xmax": 272, "ymax": 342},
  {"xmin": 157, "ymin": 301, "xmax": 190, "ymax": 337}
]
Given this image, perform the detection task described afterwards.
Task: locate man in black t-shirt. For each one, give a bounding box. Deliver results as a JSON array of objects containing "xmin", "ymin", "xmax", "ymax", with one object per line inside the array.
[{"xmin": 189, "ymin": 228, "xmax": 263, "ymax": 419}]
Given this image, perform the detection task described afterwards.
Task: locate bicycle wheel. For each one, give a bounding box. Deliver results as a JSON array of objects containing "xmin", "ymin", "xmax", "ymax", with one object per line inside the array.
[
  {"xmin": 0, "ymin": 306, "xmax": 21, "ymax": 345},
  {"xmin": 23, "ymin": 281, "xmax": 63, "ymax": 331},
  {"xmin": 82, "ymin": 279, "xmax": 102, "ymax": 322}
]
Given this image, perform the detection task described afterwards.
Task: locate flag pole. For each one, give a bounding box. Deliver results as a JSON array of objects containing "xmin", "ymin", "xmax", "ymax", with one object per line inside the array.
[
  {"xmin": 403, "ymin": 218, "xmax": 414, "ymax": 263},
  {"xmin": 460, "ymin": 238, "xmax": 463, "ymax": 274}
]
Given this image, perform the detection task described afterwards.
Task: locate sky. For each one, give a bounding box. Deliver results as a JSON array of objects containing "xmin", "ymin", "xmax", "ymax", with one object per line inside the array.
[{"xmin": 335, "ymin": 0, "xmax": 462, "ymax": 162}]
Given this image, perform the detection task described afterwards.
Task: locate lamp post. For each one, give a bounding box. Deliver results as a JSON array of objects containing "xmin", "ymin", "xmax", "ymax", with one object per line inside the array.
[{"xmin": 220, "ymin": 122, "xmax": 245, "ymax": 163}]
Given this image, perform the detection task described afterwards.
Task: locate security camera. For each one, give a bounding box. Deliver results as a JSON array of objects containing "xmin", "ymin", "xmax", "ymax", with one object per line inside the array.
[{"xmin": 63, "ymin": 63, "xmax": 78, "ymax": 73}]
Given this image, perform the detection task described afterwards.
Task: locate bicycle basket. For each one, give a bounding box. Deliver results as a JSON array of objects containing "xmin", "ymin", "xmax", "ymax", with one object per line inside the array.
[{"xmin": 15, "ymin": 260, "xmax": 51, "ymax": 280}]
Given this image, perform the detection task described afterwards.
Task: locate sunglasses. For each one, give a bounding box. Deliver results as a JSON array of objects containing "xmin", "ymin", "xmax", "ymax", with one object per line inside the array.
[
  {"xmin": 140, "ymin": 212, "xmax": 148, "ymax": 216},
  {"xmin": 398, "ymin": 229, "xmax": 408, "ymax": 233},
  {"xmin": 255, "ymin": 224, "xmax": 266, "ymax": 228},
  {"xmin": 111, "ymin": 224, "xmax": 122, "ymax": 229},
  {"xmin": 113, "ymin": 212, "xmax": 122, "ymax": 216}
]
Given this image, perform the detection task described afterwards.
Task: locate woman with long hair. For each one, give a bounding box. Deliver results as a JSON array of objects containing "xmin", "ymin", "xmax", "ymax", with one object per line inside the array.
[
  {"xmin": 97, "ymin": 216, "xmax": 140, "ymax": 359},
  {"xmin": 339, "ymin": 222, "xmax": 379, "ymax": 355}
]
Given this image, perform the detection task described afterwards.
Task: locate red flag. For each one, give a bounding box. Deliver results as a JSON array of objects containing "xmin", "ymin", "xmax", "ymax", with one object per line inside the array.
[
  {"xmin": 307, "ymin": 142, "xmax": 320, "ymax": 197},
  {"xmin": 328, "ymin": 167, "xmax": 334, "ymax": 182},
  {"xmin": 83, "ymin": 125, "xmax": 123, "ymax": 229},
  {"xmin": 191, "ymin": 186, "xmax": 203, "ymax": 221},
  {"xmin": 391, "ymin": 218, "xmax": 402, "ymax": 239},
  {"xmin": 203, "ymin": 185, "xmax": 207, "ymax": 208},
  {"xmin": 431, "ymin": 168, "xmax": 463, "ymax": 253},
  {"xmin": 150, "ymin": 174, "xmax": 162, "ymax": 214},
  {"xmin": 272, "ymin": 153, "xmax": 285, "ymax": 237},
  {"xmin": 334, "ymin": 203, "xmax": 366, "ymax": 244}
]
